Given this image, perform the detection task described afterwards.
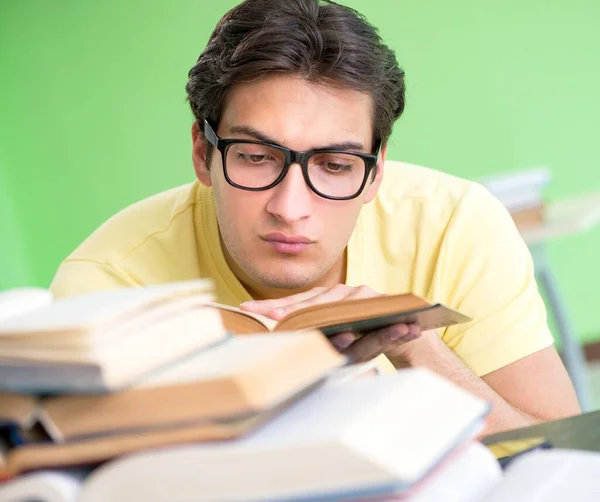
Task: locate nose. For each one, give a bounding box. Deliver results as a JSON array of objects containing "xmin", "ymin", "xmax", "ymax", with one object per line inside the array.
[{"xmin": 265, "ymin": 163, "xmax": 314, "ymax": 223}]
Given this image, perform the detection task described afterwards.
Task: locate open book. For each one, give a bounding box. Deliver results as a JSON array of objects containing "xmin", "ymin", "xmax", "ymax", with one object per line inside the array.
[
  {"xmin": 0, "ymin": 369, "xmax": 492, "ymax": 501},
  {"xmin": 212, "ymin": 293, "xmax": 471, "ymax": 335}
]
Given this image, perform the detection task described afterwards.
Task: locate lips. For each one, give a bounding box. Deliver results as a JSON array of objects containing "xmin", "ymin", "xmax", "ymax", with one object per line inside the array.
[
  {"xmin": 262, "ymin": 232, "xmax": 314, "ymax": 255},
  {"xmin": 263, "ymin": 232, "xmax": 313, "ymax": 244}
]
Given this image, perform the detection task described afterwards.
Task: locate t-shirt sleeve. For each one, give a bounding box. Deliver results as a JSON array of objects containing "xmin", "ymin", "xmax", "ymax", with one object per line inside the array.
[
  {"xmin": 50, "ymin": 259, "xmax": 139, "ymax": 298},
  {"xmin": 437, "ymin": 183, "xmax": 554, "ymax": 377}
]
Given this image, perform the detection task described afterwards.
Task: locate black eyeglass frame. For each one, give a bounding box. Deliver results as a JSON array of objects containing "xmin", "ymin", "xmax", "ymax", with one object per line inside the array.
[{"xmin": 203, "ymin": 119, "xmax": 380, "ymax": 201}]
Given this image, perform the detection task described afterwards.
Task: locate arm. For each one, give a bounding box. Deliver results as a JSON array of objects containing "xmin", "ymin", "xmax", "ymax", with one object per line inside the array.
[
  {"xmin": 390, "ymin": 331, "xmax": 581, "ymax": 435},
  {"xmin": 397, "ymin": 183, "xmax": 582, "ymax": 435}
]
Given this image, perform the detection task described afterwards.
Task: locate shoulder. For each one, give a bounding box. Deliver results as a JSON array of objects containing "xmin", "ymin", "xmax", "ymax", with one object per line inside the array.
[
  {"xmin": 61, "ymin": 181, "xmax": 206, "ymax": 268},
  {"xmin": 51, "ymin": 181, "xmax": 208, "ymax": 297},
  {"xmin": 367, "ymin": 159, "xmax": 503, "ymax": 231},
  {"xmin": 353, "ymin": 159, "xmax": 515, "ymax": 293},
  {"xmin": 377, "ymin": 159, "xmax": 491, "ymax": 210}
]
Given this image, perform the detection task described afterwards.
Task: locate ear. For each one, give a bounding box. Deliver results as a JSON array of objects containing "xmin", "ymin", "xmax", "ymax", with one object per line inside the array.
[
  {"xmin": 363, "ymin": 144, "xmax": 387, "ymax": 204},
  {"xmin": 191, "ymin": 121, "xmax": 212, "ymax": 187}
]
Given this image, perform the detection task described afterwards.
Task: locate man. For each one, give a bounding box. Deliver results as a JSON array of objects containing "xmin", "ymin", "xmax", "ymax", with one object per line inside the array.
[{"xmin": 50, "ymin": 0, "xmax": 580, "ymax": 433}]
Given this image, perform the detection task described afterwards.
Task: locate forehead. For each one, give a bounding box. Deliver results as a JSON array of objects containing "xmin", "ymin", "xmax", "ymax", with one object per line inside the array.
[{"xmin": 219, "ymin": 74, "xmax": 374, "ymax": 151}]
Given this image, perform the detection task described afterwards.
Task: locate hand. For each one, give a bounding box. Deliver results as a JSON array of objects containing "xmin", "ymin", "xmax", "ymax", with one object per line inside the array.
[{"xmin": 240, "ymin": 284, "xmax": 422, "ymax": 363}]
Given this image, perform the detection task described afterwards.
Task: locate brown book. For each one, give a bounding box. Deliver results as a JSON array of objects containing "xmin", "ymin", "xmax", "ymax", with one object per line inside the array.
[
  {"xmin": 210, "ymin": 293, "xmax": 471, "ymax": 335},
  {"xmin": 0, "ymin": 331, "xmax": 346, "ymax": 477},
  {"xmin": 1, "ymin": 388, "xmax": 315, "ymax": 478},
  {"xmin": 0, "ymin": 394, "xmax": 37, "ymax": 430},
  {"xmin": 510, "ymin": 203, "xmax": 545, "ymax": 229}
]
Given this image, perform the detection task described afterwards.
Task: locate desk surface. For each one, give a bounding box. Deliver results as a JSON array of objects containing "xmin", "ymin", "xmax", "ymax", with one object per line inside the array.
[{"xmin": 482, "ymin": 410, "xmax": 600, "ymax": 452}]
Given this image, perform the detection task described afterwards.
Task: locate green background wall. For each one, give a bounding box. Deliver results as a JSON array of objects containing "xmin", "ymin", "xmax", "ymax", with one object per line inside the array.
[{"xmin": 1, "ymin": 1, "xmax": 599, "ymax": 343}]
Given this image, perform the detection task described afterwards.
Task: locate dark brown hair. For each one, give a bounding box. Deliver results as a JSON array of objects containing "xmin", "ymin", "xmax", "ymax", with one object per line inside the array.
[{"xmin": 186, "ymin": 0, "xmax": 405, "ymax": 156}]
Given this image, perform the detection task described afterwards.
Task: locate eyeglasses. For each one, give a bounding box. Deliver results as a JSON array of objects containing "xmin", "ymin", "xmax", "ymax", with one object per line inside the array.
[{"xmin": 203, "ymin": 120, "xmax": 379, "ymax": 201}]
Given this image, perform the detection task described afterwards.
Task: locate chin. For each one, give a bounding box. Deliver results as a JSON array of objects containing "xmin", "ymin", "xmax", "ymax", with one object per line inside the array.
[{"xmin": 251, "ymin": 268, "xmax": 319, "ymax": 290}]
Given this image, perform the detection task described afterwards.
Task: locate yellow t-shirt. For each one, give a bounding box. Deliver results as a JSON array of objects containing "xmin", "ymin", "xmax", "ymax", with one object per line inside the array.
[{"xmin": 50, "ymin": 161, "xmax": 554, "ymax": 377}]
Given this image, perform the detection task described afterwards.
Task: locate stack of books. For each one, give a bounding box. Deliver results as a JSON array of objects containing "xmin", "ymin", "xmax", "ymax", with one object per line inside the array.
[
  {"xmin": 0, "ymin": 280, "xmax": 349, "ymax": 476},
  {"xmin": 481, "ymin": 166, "xmax": 551, "ymax": 230},
  {"xmin": 0, "ymin": 280, "xmax": 498, "ymax": 501}
]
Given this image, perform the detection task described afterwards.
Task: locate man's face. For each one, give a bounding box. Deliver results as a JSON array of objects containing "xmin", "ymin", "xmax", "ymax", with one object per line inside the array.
[{"xmin": 193, "ymin": 74, "xmax": 385, "ymax": 295}]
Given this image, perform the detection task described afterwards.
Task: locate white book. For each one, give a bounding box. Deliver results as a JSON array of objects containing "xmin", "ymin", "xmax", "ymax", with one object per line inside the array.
[
  {"xmin": 0, "ymin": 368, "xmax": 490, "ymax": 502},
  {"xmin": 5, "ymin": 446, "xmax": 600, "ymax": 502},
  {"xmin": 0, "ymin": 280, "xmax": 229, "ymax": 393},
  {"xmin": 0, "ymin": 443, "xmax": 503, "ymax": 502},
  {"xmin": 480, "ymin": 167, "xmax": 551, "ymax": 201},
  {"xmin": 482, "ymin": 448, "xmax": 600, "ymax": 501},
  {"xmin": 0, "ymin": 279, "xmax": 214, "ymax": 337}
]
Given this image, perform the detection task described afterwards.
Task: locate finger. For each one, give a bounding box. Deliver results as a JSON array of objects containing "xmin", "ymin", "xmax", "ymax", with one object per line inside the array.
[
  {"xmin": 329, "ymin": 331, "xmax": 359, "ymax": 352},
  {"xmin": 407, "ymin": 323, "xmax": 421, "ymax": 336},
  {"xmin": 343, "ymin": 285, "xmax": 382, "ymax": 300},
  {"xmin": 343, "ymin": 324, "xmax": 421, "ymax": 363},
  {"xmin": 239, "ymin": 285, "xmax": 379, "ymax": 317},
  {"xmin": 266, "ymin": 284, "xmax": 371, "ymax": 319},
  {"xmin": 239, "ymin": 287, "xmax": 327, "ymax": 314}
]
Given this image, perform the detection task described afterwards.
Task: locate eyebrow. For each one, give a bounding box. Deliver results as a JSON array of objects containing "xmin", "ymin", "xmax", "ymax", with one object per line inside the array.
[{"xmin": 229, "ymin": 125, "xmax": 366, "ymax": 152}]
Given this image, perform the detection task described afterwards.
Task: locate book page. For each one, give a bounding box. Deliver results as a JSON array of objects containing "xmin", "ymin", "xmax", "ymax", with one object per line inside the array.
[
  {"xmin": 136, "ymin": 333, "xmax": 302, "ymax": 387},
  {"xmin": 0, "ymin": 288, "xmax": 53, "ymax": 322},
  {"xmin": 0, "ymin": 469, "xmax": 86, "ymax": 502},
  {"xmin": 483, "ymin": 449, "xmax": 600, "ymax": 501},
  {"xmin": 0, "ymin": 280, "xmax": 213, "ymax": 336},
  {"xmin": 276, "ymin": 293, "xmax": 470, "ymax": 335},
  {"xmin": 397, "ymin": 442, "xmax": 502, "ymax": 502},
  {"xmin": 207, "ymin": 302, "xmax": 277, "ymax": 333}
]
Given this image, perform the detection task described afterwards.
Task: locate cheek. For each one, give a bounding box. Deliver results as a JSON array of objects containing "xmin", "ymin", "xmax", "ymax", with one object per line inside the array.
[
  {"xmin": 322, "ymin": 200, "xmax": 363, "ymax": 239},
  {"xmin": 216, "ymin": 184, "xmax": 265, "ymax": 233}
]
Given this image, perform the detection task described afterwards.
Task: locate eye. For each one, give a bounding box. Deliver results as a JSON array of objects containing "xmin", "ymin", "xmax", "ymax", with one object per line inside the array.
[
  {"xmin": 324, "ymin": 162, "xmax": 353, "ymax": 172},
  {"xmin": 230, "ymin": 144, "xmax": 282, "ymax": 166},
  {"xmin": 311, "ymin": 153, "xmax": 360, "ymax": 175},
  {"xmin": 313, "ymin": 158, "xmax": 355, "ymax": 174},
  {"xmin": 238, "ymin": 153, "xmax": 273, "ymax": 163}
]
